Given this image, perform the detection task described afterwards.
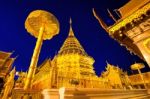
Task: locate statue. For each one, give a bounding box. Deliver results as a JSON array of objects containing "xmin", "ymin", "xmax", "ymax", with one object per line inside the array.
[{"xmin": 2, "ymin": 67, "xmax": 16, "ymax": 99}]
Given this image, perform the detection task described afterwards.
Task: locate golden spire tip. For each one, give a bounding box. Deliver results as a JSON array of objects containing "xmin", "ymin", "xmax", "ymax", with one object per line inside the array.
[
  {"xmin": 68, "ymin": 18, "xmax": 74, "ymax": 36},
  {"xmin": 69, "ymin": 18, "xmax": 72, "ymax": 25}
]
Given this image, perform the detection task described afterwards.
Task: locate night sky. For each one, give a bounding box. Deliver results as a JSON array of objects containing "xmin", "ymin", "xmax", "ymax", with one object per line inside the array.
[{"xmin": 0, "ymin": 0, "xmax": 149, "ymax": 76}]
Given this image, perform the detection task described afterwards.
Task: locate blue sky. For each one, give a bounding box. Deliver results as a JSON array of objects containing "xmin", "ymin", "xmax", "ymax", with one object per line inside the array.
[{"xmin": 0, "ymin": 0, "xmax": 148, "ymax": 76}]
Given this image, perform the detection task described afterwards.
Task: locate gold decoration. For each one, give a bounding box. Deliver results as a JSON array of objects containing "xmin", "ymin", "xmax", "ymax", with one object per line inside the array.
[
  {"xmin": 2, "ymin": 67, "xmax": 16, "ymax": 99},
  {"xmin": 24, "ymin": 10, "xmax": 60, "ymax": 90},
  {"xmin": 108, "ymin": 3, "xmax": 150, "ymax": 34},
  {"xmin": 25, "ymin": 10, "xmax": 59, "ymax": 40},
  {"xmin": 143, "ymin": 38, "xmax": 150, "ymax": 53}
]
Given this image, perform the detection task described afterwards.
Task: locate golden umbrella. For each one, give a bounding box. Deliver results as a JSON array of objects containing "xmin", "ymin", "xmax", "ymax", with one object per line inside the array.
[
  {"xmin": 131, "ymin": 63, "xmax": 146, "ymax": 89},
  {"xmin": 24, "ymin": 10, "xmax": 59, "ymax": 90}
]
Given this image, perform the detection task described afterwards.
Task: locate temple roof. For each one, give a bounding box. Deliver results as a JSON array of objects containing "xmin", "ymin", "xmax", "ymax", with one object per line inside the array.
[
  {"xmin": 118, "ymin": 0, "xmax": 149, "ymax": 18},
  {"xmin": 0, "ymin": 51, "xmax": 11, "ymax": 60},
  {"xmin": 58, "ymin": 19, "xmax": 87, "ymax": 55},
  {"xmin": 0, "ymin": 51, "xmax": 15, "ymax": 78},
  {"xmin": 0, "ymin": 51, "xmax": 12, "ymax": 67}
]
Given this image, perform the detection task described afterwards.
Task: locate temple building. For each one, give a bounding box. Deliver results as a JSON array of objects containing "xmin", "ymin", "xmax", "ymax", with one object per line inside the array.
[
  {"xmin": 93, "ymin": 0, "xmax": 150, "ymax": 66},
  {"xmin": 3, "ymin": 0, "xmax": 150, "ymax": 98},
  {"xmin": 0, "ymin": 51, "xmax": 15, "ymax": 92},
  {"xmin": 101, "ymin": 63, "xmax": 131, "ymax": 89},
  {"xmin": 31, "ymin": 20, "xmax": 110, "ymax": 90},
  {"xmin": 101, "ymin": 62, "xmax": 150, "ymax": 89},
  {"xmin": 128, "ymin": 71, "xmax": 150, "ymax": 89},
  {"xmin": 0, "ymin": 51, "xmax": 15, "ymax": 78},
  {"xmin": 93, "ymin": 0, "xmax": 150, "ymax": 89}
]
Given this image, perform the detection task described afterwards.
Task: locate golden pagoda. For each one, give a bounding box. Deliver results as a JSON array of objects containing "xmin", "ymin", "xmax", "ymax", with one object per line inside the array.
[{"xmin": 32, "ymin": 19, "xmax": 109, "ymax": 90}]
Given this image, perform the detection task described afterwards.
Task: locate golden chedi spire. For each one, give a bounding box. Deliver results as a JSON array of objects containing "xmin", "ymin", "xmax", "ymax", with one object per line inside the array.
[
  {"xmin": 32, "ymin": 18, "xmax": 97, "ymax": 89},
  {"xmin": 55, "ymin": 18, "xmax": 95, "ymax": 88},
  {"xmin": 68, "ymin": 18, "xmax": 74, "ymax": 37},
  {"xmin": 58, "ymin": 18, "xmax": 87, "ymax": 55}
]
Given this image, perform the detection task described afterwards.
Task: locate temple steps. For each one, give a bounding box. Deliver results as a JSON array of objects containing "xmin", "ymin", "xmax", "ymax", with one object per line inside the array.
[
  {"xmin": 65, "ymin": 94, "xmax": 150, "ymax": 99},
  {"xmin": 129, "ymin": 96, "xmax": 150, "ymax": 99},
  {"xmin": 11, "ymin": 88, "xmax": 150, "ymax": 99},
  {"xmin": 120, "ymin": 94, "xmax": 150, "ymax": 99},
  {"xmin": 63, "ymin": 88, "xmax": 150, "ymax": 99}
]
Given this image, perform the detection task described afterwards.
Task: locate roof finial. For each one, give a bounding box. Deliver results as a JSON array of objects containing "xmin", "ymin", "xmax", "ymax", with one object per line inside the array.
[
  {"xmin": 106, "ymin": 60, "xmax": 109, "ymax": 65},
  {"xmin": 68, "ymin": 18, "xmax": 74, "ymax": 36},
  {"xmin": 70, "ymin": 18, "xmax": 72, "ymax": 25}
]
